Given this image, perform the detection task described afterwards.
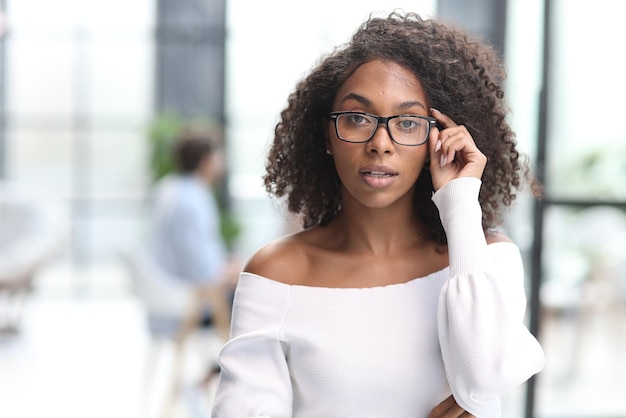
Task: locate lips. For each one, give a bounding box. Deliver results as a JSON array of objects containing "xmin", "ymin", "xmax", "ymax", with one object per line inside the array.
[
  {"xmin": 359, "ymin": 165, "xmax": 398, "ymax": 177},
  {"xmin": 359, "ymin": 165, "xmax": 398, "ymax": 188}
]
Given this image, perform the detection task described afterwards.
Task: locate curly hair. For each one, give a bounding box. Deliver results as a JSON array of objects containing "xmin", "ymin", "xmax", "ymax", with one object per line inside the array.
[{"xmin": 264, "ymin": 11, "xmax": 528, "ymax": 245}]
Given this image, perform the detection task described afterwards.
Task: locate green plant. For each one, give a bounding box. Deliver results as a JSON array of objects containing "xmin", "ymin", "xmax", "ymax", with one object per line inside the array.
[{"xmin": 147, "ymin": 112, "xmax": 184, "ymax": 182}]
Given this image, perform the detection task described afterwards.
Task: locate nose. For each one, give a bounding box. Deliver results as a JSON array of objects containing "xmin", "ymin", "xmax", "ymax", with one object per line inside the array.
[{"xmin": 367, "ymin": 123, "xmax": 395, "ymax": 154}]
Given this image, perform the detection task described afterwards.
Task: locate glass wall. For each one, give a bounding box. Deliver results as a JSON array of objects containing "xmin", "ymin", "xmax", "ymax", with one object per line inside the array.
[
  {"xmin": 3, "ymin": 0, "xmax": 155, "ymax": 288},
  {"xmin": 546, "ymin": 1, "xmax": 625, "ymax": 202},
  {"xmin": 534, "ymin": 1, "xmax": 626, "ymax": 416}
]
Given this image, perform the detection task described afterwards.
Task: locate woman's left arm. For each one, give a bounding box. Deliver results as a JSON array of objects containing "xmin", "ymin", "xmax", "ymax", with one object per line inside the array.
[
  {"xmin": 433, "ymin": 178, "xmax": 545, "ymax": 418},
  {"xmin": 428, "ymin": 110, "xmax": 544, "ymax": 418}
]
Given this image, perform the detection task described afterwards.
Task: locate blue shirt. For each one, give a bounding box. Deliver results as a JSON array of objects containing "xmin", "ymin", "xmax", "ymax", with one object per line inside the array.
[{"xmin": 149, "ymin": 174, "xmax": 227, "ymax": 284}]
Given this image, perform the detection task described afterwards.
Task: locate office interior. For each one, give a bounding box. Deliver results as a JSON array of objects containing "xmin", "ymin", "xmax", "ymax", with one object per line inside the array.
[{"xmin": 0, "ymin": 0, "xmax": 625, "ymax": 417}]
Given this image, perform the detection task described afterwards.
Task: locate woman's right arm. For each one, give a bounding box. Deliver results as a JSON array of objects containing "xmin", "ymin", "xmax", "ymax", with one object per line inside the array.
[{"xmin": 210, "ymin": 272, "xmax": 293, "ymax": 418}]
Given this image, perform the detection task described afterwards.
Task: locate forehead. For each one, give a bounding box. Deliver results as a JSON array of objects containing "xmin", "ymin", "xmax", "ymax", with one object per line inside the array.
[{"xmin": 334, "ymin": 59, "xmax": 427, "ymax": 107}]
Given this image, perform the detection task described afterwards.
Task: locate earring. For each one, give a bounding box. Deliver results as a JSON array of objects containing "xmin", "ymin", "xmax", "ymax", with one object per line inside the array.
[{"xmin": 326, "ymin": 149, "xmax": 332, "ymax": 155}]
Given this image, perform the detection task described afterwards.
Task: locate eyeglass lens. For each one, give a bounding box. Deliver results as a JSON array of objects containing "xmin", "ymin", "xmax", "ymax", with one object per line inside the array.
[{"xmin": 335, "ymin": 113, "xmax": 429, "ymax": 145}]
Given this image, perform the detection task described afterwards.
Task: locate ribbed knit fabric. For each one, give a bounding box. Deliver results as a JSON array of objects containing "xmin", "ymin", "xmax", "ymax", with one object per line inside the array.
[
  {"xmin": 211, "ymin": 178, "xmax": 544, "ymax": 418},
  {"xmin": 432, "ymin": 178, "xmax": 545, "ymax": 417},
  {"xmin": 431, "ymin": 177, "xmax": 487, "ymax": 276}
]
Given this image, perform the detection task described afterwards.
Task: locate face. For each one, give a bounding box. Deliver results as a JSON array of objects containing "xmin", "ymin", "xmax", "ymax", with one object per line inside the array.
[
  {"xmin": 197, "ymin": 149, "xmax": 225, "ymax": 186},
  {"xmin": 328, "ymin": 59, "xmax": 430, "ymax": 211}
]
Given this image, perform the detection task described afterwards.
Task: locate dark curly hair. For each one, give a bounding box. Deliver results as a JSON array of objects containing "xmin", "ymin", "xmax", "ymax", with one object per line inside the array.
[{"xmin": 264, "ymin": 11, "xmax": 530, "ymax": 245}]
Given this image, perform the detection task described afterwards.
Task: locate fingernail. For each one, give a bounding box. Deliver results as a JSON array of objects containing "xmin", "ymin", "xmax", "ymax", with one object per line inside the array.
[
  {"xmin": 440, "ymin": 153, "xmax": 446, "ymax": 167},
  {"xmin": 435, "ymin": 140, "xmax": 441, "ymax": 152}
]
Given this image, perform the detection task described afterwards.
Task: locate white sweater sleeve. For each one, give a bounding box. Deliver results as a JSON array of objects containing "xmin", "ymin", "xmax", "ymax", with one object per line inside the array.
[
  {"xmin": 211, "ymin": 273, "xmax": 293, "ymax": 418},
  {"xmin": 432, "ymin": 178, "xmax": 545, "ymax": 418}
]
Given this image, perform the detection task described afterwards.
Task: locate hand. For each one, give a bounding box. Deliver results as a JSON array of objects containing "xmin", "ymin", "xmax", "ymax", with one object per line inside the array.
[
  {"xmin": 428, "ymin": 108, "xmax": 487, "ymax": 191},
  {"xmin": 429, "ymin": 395, "xmax": 475, "ymax": 418}
]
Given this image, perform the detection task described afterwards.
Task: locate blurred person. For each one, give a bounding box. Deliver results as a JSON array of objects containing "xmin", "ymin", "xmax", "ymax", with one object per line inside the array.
[
  {"xmin": 211, "ymin": 11, "xmax": 544, "ymax": 418},
  {"xmin": 148, "ymin": 128, "xmax": 240, "ymax": 341}
]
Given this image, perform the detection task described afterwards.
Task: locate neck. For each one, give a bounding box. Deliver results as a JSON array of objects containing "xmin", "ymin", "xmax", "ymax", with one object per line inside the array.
[{"xmin": 331, "ymin": 200, "xmax": 426, "ymax": 256}]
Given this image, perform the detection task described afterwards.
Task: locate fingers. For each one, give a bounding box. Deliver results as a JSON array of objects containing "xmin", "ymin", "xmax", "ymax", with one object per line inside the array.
[
  {"xmin": 426, "ymin": 109, "xmax": 487, "ymax": 190},
  {"xmin": 436, "ymin": 129, "xmax": 468, "ymax": 167},
  {"xmin": 429, "ymin": 109, "xmax": 486, "ymax": 172},
  {"xmin": 430, "ymin": 109, "xmax": 468, "ymax": 166},
  {"xmin": 428, "ymin": 394, "xmax": 476, "ymax": 418},
  {"xmin": 428, "ymin": 394, "xmax": 455, "ymax": 417}
]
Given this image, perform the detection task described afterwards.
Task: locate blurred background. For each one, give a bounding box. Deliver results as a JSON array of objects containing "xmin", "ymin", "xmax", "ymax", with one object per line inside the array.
[{"xmin": 0, "ymin": 0, "xmax": 624, "ymax": 417}]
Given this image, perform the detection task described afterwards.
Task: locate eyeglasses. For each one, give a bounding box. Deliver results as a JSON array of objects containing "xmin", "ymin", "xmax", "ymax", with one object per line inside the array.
[{"xmin": 329, "ymin": 111, "xmax": 436, "ymax": 146}]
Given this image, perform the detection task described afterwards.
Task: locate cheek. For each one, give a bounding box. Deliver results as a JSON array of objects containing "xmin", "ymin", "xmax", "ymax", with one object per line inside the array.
[
  {"xmin": 403, "ymin": 150, "xmax": 430, "ymax": 180},
  {"xmin": 330, "ymin": 145, "xmax": 355, "ymax": 175},
  {"xmin": 327, "ymin": 126, "xmax": 354, "ymax": 163},
  {"xmin": 327, "ymin": 143, "xmax": 361, "ymax": 185}
]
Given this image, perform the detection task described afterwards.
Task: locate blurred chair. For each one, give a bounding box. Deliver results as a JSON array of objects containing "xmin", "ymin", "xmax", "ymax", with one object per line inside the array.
[
  {"xmin": 0, "ymin": 181, "xmax": 69, "ymax": 334},
  {"xmin": 118, "ymin": 239, "xmax": 195, "ymax": 338},
  {"xmin": 118, "ymin": 239, "xmax": 227, "ymax": 418}
]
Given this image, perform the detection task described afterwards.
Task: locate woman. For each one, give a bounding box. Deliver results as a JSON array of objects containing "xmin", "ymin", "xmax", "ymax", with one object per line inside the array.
[{"xmin": 211, "ymin": 11, "xmax": 544, "ymax": 418}]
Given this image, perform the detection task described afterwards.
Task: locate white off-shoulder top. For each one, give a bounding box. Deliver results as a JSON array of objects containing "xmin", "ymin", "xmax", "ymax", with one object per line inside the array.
[{"xmin": 211, "ymin": 178, "xmax": 545, "ymax": 418}]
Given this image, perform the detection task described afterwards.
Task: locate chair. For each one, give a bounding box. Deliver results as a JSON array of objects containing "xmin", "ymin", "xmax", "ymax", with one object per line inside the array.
[
  {"xmin": 119, "ymin": 240, "xmax": 194, "ymax": 335},
  {"xmin": 118, "ymin": 239, "xmax": 227, "ymax": 418},
  {"xmin": 0, "ymin": 182, "xmax": 69, "ymax": 334}
]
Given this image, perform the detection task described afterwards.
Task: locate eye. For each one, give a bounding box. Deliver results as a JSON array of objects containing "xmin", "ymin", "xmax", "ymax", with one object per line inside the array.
[
  {"xmin": 393, "ymin": 116, "xmax": 422, "ymax": 132},
  {"xmin": 346, "ymin": 113, "xmax": 373, "ymax": 126}
]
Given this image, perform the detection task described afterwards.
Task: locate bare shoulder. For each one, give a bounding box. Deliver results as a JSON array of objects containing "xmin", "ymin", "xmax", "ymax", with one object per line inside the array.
[
  {"xmin": 485, "ymin": 230, "xmax": 514, "ymax": 244},
  {"xmin": 243, "ymin": 231, "xmax": 313, "ymax": 285}
]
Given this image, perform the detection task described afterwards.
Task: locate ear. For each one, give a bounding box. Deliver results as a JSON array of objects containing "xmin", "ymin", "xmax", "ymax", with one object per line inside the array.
[{"xmin": 324, "ymin": 135, "xmax": 333, "ymax": 155}]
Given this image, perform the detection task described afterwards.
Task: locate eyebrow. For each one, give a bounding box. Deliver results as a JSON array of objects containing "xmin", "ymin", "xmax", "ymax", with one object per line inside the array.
[{"xmin": 341, "ymin": 93, "xmax": 427, "ymax": 111}]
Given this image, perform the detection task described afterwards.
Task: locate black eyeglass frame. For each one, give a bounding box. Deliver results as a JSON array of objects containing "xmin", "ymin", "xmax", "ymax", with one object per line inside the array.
[{"xmin": 329, "ymin": 111, "xmax": 437, "ymax": 146}]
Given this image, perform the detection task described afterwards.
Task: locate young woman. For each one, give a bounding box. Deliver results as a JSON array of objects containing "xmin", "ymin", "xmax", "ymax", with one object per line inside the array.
[{"xmin": 211, "ymin": 11, "xmax": 544, "ymax": 418}]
